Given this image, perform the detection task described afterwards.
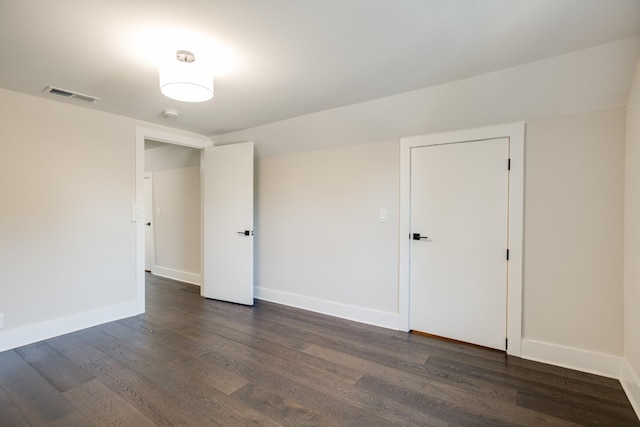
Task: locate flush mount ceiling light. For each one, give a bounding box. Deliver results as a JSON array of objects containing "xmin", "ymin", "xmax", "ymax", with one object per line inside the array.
[{"xmin": 159, "ymin": 50, "xmax": 213, "ymax": 102}]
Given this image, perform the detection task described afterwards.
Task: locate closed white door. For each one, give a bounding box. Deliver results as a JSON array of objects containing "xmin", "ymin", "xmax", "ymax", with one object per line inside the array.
[
  {"xmin": 202, "ymin": 142, "xmax": 254, "ymax": 305},
  {"xmin": 409, "ymin": 138, "xmax": 509, "ymax": 350},
  {"xmin": 144, "ymin": 173, "xmax": 154, "ymax": 271}
]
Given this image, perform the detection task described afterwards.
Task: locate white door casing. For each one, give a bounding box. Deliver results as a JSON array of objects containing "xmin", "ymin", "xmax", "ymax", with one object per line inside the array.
[
  {"xmin": 409, "ymin": 138, "xmax": 509, "ymax": 350},
  {"xmin": 202, "ymin": 142, "xmax": 255, "ymax": 305},
  {"xmin": 144, "ymin": 173, "xmax": 154, "ymax": 271},
  {"xmin": 399, "ymin": 123, "xmax": 524, "ymax": 356}
]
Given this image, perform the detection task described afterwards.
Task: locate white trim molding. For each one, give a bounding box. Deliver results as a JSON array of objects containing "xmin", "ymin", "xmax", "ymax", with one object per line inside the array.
[
  {"xmin": 151, "ymin": 266, "xmax": 202, "ymax": 286},
  {"xmin": 255, "ymin": 287, "xmax": 400, "ymax": 330},
  {"xmin": 621, "ymin": 359, "xmax": 640, "ymax": 419},
  {"xmin": 399, "ymin": 122, "xmax": 525, "ymax": 356},
  {"xmin": 0, "ymin": 301, "xmax": 141, "ymax": 352},
  {"xmin": 521, "ymin": 339, "xmax": 622, "ymax": 379}
]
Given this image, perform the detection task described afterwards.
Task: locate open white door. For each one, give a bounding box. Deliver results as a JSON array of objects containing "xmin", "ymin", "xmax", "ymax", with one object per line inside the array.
[{"xmin": 202, "ymin": 142, "xmax": 254, "ymax": 305}]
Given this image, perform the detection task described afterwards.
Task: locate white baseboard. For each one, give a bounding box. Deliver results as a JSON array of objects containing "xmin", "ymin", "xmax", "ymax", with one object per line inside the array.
[
  {"xmin": 152, "ymin": 265, "xmax": 202, "ymax": 286},
  {"xmin": 0, "ymin": 301, "xmax": 141, "ymax": 352},
  {"xmin": 254, "ymin": 286, "xmax": 400, "ymax": 330},
  {"xmin": 621, "ymin": 359, "xmax": 640, "ymax": 419},
  {"xmin": 521, "ymin": 338, "xmax": 622, "ymax": 379}
]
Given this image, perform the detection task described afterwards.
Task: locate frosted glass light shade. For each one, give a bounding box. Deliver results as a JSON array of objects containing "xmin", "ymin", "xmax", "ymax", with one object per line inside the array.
[{"xmin": 159, "ymin": 60, "xmax": 213, "ymax": 102}]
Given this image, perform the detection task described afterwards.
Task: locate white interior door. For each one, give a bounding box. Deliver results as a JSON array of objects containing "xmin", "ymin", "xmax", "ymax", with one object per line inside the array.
[
  {"xmin": 144, "ymin": 173, "xmax": 154, "ymax": 271},
  {"xmin": 409, "ymin": 138, "xmax": 509, "ymax": 350},
  {"xmin": 202, "ymin": 142, "xmax": 254, "ymax": 305}
]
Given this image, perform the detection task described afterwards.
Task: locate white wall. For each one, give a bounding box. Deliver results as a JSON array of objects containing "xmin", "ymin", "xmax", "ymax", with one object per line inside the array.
[
  {"xmin": 145, "ymin": 143, "xmax": 200, "ymax": 172},
  {"xmin": 0, "ymin": 88, "xmax": 206, "ymax": 351},
  {"xmin": 0, "ymin": 89, "xmax": 135, "ymax": 331},
  {"xmin": 255, "ymin": 141, "xmax": 399, "ymax": 326},
  {"xmin": 623, "ymin": 58, "xmax": 640, "ymax": 416},
  {"xmin": 524, "ymin": 108, "xmax": 625, "ymax": 355},
  {"xmin": 152, "ymin": 166, "xmax": 202, "ymax": 284}
]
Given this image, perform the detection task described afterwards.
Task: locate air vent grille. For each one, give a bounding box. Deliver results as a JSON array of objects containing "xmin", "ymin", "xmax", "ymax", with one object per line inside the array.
[{"xmin": 43, "ymin": 86, "xmax": 100, "ymax": 103}]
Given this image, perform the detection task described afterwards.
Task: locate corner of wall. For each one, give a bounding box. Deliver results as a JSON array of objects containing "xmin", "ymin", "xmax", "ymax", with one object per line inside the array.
[
  {"xmin": 521, "ymin": 339, "xmax": 622, "ymax": 379},
  {"xmin": 151, "ymin": 266, "xmax": 202, "ymax": 286},
  {"xmin": 622, "ymin": 359, "xmax": 640, "ymax": 419}
]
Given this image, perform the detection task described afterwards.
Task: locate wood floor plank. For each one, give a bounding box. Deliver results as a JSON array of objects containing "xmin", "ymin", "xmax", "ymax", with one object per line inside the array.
[
  {"xmin": 196, "ymin": 332, "xmax": 432, "ymax": 426},
  {"xmin": 63, "ymin": 379, "xmax": 156, "ymax": 427},
  {"xmin": 0, "ymin": 384, "xmax": 30, "ymax": 427},
  {"xmin": 118, "ymin": 315, "xmax": 214, "ymax": 357},
  {"xmin": 303, "ymin": 343, "xmax": 517, "ymax": 401},
  {"xmin": 516, "ymin": 389, "xmax": 640, "ymax": 426},
  {"xmin": 82, "ymin": 355, "xmax": 223, "ymax": 426},
  {"xmin": 84, "ymin": 330, "xmax": 281, "ymax": 426},
  {"xmin": 15, "ymin": 341, "xmax": 94, "ymax": 392},
  {"xmin": 169, "ymin": 354, "xmax": 250, "ymax": 396},
  {"xmin": 167, "ymin": 315, "xmax": 365, "ymax": 385},
  {"xmin": 42, "ymin": 410, "xmax": 97, "ymax": 427},
  {"xmin": 46, "ymin": 333, "xmax": 109, "ymax": 366},
  {"xmin": 96, "ymin": 321, "xmax": 185, "ymax": 363},
  {"xmin": 232, "ymin": 382, "xmax": 329, "ymax": 426},
  {"xmin": 0, "ymin": 350, "xmax": 76, "ymax": 425},
  {"xmin": 426, "ymin": 357, "xmax": 628, "ymax": 412}
]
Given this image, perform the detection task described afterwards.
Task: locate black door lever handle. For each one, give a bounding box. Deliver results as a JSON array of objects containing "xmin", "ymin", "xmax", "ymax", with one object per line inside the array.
[{"xmin": 412, "ymin": 233, "xmax": 429, "ymax": 240}]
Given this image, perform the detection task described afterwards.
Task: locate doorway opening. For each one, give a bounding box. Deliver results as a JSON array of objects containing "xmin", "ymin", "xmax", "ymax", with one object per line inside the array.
[
  {"xmin": 143, "ymin": 140, "xmax": 202, "ymax": 285},
  {"xmin": 134, "ymin": 127, "xmax": 212, "ymax": 314}
]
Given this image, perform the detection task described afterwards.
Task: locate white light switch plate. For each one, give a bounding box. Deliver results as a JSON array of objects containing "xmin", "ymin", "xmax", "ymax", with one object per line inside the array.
[
  {"xmin": 379, "ymin": 208, "xmax": 388, "ymax": 223},
  {"xmin": 131, "ymin": 203, "xmax": 141, "ymax": 221}
]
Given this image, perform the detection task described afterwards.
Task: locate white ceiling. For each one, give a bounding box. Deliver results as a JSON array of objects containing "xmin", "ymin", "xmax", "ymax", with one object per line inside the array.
[{"xmin": 1, "ymin": 0, "xmax": 639, "ymax": 138}]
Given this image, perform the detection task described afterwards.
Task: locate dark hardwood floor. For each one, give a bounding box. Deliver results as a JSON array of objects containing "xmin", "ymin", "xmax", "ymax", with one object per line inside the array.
[{"xmin": 1, "ymin": 273, "xmax": 638, "ymax": 426}]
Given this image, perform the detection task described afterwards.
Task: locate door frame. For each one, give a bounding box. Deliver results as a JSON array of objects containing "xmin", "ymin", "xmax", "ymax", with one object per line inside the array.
[
  {"xmin": 399, "ymin": 122, "xmax": 525, "ymax": 356},
  {"xmin": 134, "ymin": 126, "xmax": 212, "ymax": 314},
  {"xmin": 143, "ymin": 172, "xmax": 154, "ymax": 272}
]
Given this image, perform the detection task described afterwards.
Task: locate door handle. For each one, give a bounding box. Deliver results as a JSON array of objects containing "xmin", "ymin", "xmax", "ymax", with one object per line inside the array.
[
  {"xmin": 146, "ymin": 222, "xmax": 151, "ymax": 226},
  {"xmin": 412, "ymin": 233, "xmax": 429, "ymax": 240},
  {"xmin": 237, "ymin": 230, "xmax": 253, "ymax": 236}
]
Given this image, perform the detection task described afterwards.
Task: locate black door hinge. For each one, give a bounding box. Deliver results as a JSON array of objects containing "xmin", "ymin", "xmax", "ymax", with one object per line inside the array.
[
  {"xmin": 505, "ymin": 338, "xmax": 508, "ymax": 350},
  {"xmin": 508, "ymin": 158, "xmax": 511, "ymax": 170},
  {"xmin": 506, "ymin": 249, "xmax": 510, "ymax": 261}
]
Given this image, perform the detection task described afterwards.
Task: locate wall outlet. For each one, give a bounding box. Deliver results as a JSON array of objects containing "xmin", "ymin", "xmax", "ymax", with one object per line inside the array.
[{"xmin": 0, "ymin": 313, "xmax": 4, "ymax": 329}]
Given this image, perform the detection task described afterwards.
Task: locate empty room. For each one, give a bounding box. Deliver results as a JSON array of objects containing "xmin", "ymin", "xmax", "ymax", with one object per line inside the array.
[{"xmin": 1, "ymin": 1, "xmax": 640, "ymax": 425}]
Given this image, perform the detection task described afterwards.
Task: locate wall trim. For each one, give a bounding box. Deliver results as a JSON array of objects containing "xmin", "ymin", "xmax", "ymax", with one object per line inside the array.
[
  {"xmin": 151, "ymin": 266, "xmax": 202, "ymax": 286},
  {"xmin": 0, "ymin": 301, "xmax": 141, "ymax": 352},
  {"xmin": 255, "ymin": 286, "xmax": 400, "ymax": 330},
  {"xmin": 621, "ymin": 359, "xmax": 640, "ymax": 419},
  {"xmin": 521, "ymin": 338, "xmax": 622, "ymax": 379},
  {"xmin": 399, "ymin": 122, "xmax": 525, "ymax": 356}
]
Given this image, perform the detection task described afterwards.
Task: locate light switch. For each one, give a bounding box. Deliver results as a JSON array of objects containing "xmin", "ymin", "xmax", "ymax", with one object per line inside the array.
[
  {"xmin": 131, "ymin": 203, "xmax": 141, "ymax": 221},
  {"xmin": 379, "ymin": 208, "xmax": 388, "ymax": 223},
  {"xmin": 156, "ymin": 208, "xmax": 162, "ymax": 217}
]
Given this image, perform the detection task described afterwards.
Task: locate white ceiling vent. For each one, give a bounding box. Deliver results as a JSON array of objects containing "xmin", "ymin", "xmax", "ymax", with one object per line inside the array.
[{"xmin": 43, "ymin": 86, "xmax": 100, "ymax": 103}]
